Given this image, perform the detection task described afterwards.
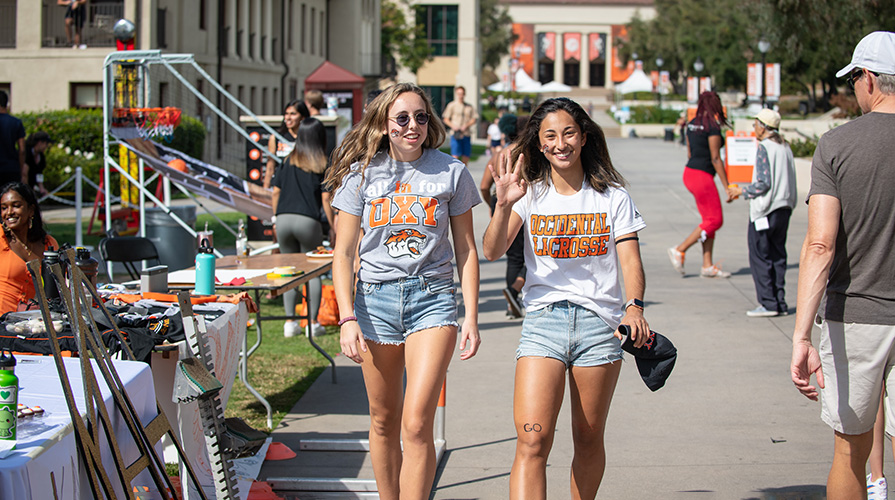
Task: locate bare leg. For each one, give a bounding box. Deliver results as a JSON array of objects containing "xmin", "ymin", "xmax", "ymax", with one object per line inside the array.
[
  {"xmin": 510, "ymin": 357, "xmax": 567, "ymax": 500},
  {"xmin": 65, "ymin": 18, "xmax": 74, "ymax": 45},
  {"xmin": 870, "ymin": 389, "xmax": 886, "ymax": 482},
  {"xmin": 399, "ymin": 326, "xmax": 457, "ymax": 500},
  {"xmin": 701, "ymin": 236, "xmax": 715, "ymax": 268},
  {"xmin": 511, "ymin": 276, "xmax": 524, "ymax": 293},
  {"xmin": 568, "ymin": 361, "xmax": 622, "ymax": 500},
  {"xmin": 675, "ymin": 226, "xmax": 703, "ymax": 255},
  {"xmin": 360, "ymin": 343, "xmax": 406, "ymax": 500},
  {"xmin": 828, "ymin": 430, "xmax": 873, "ymax": 500}
]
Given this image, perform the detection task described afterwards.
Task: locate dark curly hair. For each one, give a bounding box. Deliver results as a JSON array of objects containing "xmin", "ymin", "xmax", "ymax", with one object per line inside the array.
[
  {"xmin": 512, "ymin": 97, "xmax": 625, "ymax": 194},
  {"xmin": 1, "ymin": 182, "xmax": 47, "ymax": 243},
  {"xmin": 692, "ymin": 91, "xmax": 729, "ymax": 131}
]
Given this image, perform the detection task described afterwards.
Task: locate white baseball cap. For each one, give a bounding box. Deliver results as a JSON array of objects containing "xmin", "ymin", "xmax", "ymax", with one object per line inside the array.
[
  {"xmin": 753, "ymin": 108, "xmax": 781, "ymax": 129},
  {"xmin": 836, "ymin": 31, "xmax": 895, "ymax": 78}
]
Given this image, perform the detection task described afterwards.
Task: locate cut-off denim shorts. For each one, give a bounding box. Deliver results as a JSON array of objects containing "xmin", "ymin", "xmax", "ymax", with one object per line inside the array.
[
  {"xmin": 516, "ymin": 300, "xmax": 623, "ymax": 368},
  {"xmin": 354, "ymin": 275, "xmax": 459, "ymax": 345}
]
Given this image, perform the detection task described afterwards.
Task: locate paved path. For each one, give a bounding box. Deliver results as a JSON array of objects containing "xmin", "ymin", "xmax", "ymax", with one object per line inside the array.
[{"xmin": 260, "ymin": 138, "xmax": 872, "ymax": 499}]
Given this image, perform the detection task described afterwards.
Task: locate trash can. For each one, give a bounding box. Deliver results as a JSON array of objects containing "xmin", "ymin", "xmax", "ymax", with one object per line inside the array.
[
  {"xmin": 144, "ymin": 206, "xmax": 197, "ymax": 272},
  {"xmin": 664, "ymin": 127, "xmax": 675, "ymax": 142}
]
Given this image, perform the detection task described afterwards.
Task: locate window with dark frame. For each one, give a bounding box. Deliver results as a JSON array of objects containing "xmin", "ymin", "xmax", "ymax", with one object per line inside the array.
[
  {"xmin": 70, "ymin": 83, "xmax": 104, "ymax": 109},
  {"xmin": 310, "ymin": 7, "xmax": 316, "ymax": 55},
  {"xmin": 200, "ymin": 0, "xmax": 207, "ymax": 30},
  {"xmin": 288, "ymin": 0, "xmax": 294, "ymax": 49},
  {"xmin": 301, "ymin": 4, "xmax": 306, "ymax": 53},
  {"xmin": 416, "ymin": 5, "xmax": 458, "ymax": 57},
  {"xmin": 319, "ymin": 11, "xmax": 325, "ymax": 56},
  {"xmin": 157, "ymin": 8, "xmax": 168, "ymax": 49}
]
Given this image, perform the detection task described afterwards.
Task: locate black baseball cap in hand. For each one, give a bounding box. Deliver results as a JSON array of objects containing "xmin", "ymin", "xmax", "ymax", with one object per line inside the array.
[{"xmin": 619, "ymin": 324, "xmax": 677, "ymax": 392}]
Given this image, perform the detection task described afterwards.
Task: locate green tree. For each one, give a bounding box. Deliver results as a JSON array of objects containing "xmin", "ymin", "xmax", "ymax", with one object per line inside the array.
[
  {"xmin": 381, "ymin": 0, "xmax": 433, "ymax": 75},
  {"xmin": 479, "ymin": 0, "xmax": 515, "ymax": 71},
  {"xmin": 617, "ymin": 0, "xmax": 752, "ymax": 93},
  {"xmin": 745, "ymin": 0, "xmax": 895, "ymax": 109}
]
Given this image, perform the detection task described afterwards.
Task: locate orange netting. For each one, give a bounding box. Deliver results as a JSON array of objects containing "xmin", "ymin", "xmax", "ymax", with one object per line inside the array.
[{"xmin": 112, "ymin": 107, "xmax": 182, "ymax": 137}]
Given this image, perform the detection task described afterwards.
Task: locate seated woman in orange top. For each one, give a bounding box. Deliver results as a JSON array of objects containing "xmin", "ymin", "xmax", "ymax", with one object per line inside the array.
[{"xmin": 0, "ymin": 183, "xmax": 58, "ymax": 314}]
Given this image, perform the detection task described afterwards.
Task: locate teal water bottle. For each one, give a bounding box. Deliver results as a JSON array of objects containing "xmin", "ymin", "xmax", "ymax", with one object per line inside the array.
[
  {"xmin": 0, "ymin": 350, "xmax": 18, "ymax": 443},
  {"xmin": 195, "ymin": 238, "xmax": 216, "ymax": 295}
]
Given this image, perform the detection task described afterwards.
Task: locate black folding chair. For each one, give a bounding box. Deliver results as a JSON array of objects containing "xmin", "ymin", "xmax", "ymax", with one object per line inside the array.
[{"xmin": 98, "ymin": 236, "xmax": 161, "ymax": 281}]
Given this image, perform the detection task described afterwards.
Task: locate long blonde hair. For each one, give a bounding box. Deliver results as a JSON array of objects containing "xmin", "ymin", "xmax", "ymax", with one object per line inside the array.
[{"xmin": 324, "ymin": 83, "xmax": 446, "ymax": 192}]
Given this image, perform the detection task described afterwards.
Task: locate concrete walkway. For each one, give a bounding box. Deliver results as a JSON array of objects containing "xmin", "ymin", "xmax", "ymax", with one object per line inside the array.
[{"xmin": 259, "ymin": 138, "xmax": 870, "ymax": 499}]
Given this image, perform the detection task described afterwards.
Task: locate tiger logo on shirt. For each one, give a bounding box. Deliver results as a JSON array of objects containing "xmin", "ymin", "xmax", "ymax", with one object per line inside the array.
[{"xmin": 384, "ymin": 228, "xmax": 427, "ymax": 259}]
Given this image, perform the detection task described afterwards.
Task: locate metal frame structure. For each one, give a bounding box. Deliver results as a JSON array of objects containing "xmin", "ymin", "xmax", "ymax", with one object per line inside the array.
[
  {"xmin": 101, "ymin": 50, "xmax": 286, "ymax": 264},
  {"xmin": 266, "ymin": 380, "xmax": 448, "ymax": 497}
]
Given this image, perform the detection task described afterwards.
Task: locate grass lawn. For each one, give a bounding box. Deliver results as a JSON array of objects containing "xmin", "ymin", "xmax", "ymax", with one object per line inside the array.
[
  {"xmin": 227, "ymin": 293, "xmax": 341, "ymax": 431},
  {"xmin": 46, "ymin": 211, "xmax": 244, "ymax": 252}
]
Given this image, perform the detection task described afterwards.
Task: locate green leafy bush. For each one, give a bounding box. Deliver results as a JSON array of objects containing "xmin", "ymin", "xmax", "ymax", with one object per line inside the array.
[
  {"xmin": 16, "ymin": 109, "xmax": 206, "ymax": 199},
  {"xmin": 168, "ymin": 115, "xmax": 206, "ymax": 161},
  {"xmin": 627, "ymin": 105, "xmax": 682, "ymax": 124},
  {"xmin": 790, "ymin": 138, "xmax": 817, "ymax": 158}
]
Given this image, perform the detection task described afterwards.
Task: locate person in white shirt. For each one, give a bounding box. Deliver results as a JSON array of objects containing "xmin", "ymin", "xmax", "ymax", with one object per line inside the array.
[{"xmin": 483, "ymin": 97, "xmax": 650, "ymax": 499}]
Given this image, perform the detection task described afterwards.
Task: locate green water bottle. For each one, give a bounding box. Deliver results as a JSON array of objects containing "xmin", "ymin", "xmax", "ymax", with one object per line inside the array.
[{"xmin": 0, "ymin": 350, "xmax": 18, "ymax": 443}]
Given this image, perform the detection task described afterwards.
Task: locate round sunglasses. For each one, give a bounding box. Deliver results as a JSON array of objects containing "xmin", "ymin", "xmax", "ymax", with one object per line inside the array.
[{"xmin": 389, "ymin": 112, "xmax": 429, "ymax": 128}]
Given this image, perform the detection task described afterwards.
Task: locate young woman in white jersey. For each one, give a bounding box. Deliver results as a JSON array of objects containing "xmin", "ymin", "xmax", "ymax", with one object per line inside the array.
[
  {"xmin": 325, "ymin": 83, "xmax": 481, "ymax": 500},
  {"xmin": 484, "ymin": 97, "xmax": 651, "ymax": 499}
]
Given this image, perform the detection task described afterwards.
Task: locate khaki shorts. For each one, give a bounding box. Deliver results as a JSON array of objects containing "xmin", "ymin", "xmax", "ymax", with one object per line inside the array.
[{"xmin": 819, "ymin": 320, "xmax": 895, "ymax": 435}]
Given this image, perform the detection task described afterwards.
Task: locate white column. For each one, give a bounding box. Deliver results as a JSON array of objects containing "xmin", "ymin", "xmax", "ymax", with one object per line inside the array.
[
  {"xmin": 252, "ymin": 0, "xmax": 262, "ymax": 60},
  {"xmin": 554, "ymin": 32, "xmax": 564, "ymax": 84},
  {"xmin": 580, "ymin": 35, "xmax": 590, "ymax": 89},
  {"xmin": 264, "ymin": 0, "xmax": 273, "ymax": 62},
  {"xmin": 240, "ymin": 0, "xmax": 249, "ymax": 59},
  {"xmin": 227, "ymin": 0, "xmax": 237, "ymax": 59}
]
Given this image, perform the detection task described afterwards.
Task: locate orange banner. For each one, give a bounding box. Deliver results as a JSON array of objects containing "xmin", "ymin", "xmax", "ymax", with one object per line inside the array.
[
  {"xmin": 512, "ymin": 24, "xmax": 536, "ymax": 77},
  {"xmin": 538, "ymin": 32, "xmax": 556, "ymax": 61},
  {"xmin": 611, "ymin": 25, "xmax": 634, "ymax": 83},
  {"xmin": 563, "ymin": 32, "xmax": 582, "ymax": 61},
  {"xmin": 588, "ymin": 33, "xmax": 606, "ymax": 61}
]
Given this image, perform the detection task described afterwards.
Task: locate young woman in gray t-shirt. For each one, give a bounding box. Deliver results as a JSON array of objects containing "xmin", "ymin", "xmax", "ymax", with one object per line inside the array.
[{"xmin": 325, "ymin": 83, "xmax": 481, "ymax": 499}]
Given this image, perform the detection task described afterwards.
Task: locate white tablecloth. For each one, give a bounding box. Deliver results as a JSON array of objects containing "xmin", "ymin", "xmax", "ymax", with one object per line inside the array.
[
  {"xmin": 0, "ymin": 355, "xmax": 158, "ymax": 500},
  {"xmin": 150, "ymin": 301, "xmax": 247, "ymax": 500}
]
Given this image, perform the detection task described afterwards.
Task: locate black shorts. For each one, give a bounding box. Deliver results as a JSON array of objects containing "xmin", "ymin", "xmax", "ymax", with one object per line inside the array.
[{"xmin": 66, "ymin": 5, "xmax": 86, "ymax": 28}]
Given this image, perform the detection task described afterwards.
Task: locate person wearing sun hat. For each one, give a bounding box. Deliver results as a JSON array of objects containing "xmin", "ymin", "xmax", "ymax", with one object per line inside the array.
[
  {"xmin": 728, "ymin": 108, "xmax": 796, "ymax": 318},
  {"xmin": 790, "ymin": 31, "xmax": 895, "ymax": 500}
]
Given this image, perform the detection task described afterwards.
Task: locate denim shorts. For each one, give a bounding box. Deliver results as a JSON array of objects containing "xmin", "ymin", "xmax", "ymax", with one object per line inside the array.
[
  {"xmin": 354, "ymin": 275, "xmax": 459, "ymax": 345},
  {"xmin": 516, "ymin": 301, "xmax": 623, "ymax": 368}
]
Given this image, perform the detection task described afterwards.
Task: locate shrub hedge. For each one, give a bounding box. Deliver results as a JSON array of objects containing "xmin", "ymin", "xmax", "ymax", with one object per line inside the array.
[{"xmin": 17, "ymin": 109, "xmax": 205, "ymax": 200}]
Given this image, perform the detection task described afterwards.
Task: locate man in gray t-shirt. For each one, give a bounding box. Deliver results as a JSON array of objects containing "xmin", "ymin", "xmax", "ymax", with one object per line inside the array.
[{"xmin": 791, "ymin": 31, "xmax": 895, "ymax": 498}]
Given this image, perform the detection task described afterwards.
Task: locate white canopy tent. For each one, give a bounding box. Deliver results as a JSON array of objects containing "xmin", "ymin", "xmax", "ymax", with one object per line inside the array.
[
  {"xmin": 614, "ymin": 68, "xmax": 654, "ymax": 95},
  {"xmin": 487, "ymin": 69, "xmax": 572, "ymax": 94}
]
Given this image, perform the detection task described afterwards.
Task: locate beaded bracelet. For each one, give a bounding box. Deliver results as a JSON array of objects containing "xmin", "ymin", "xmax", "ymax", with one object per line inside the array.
[{"xmin": 338, "ymin": 316, "xmax": 357, "ymax": 326}]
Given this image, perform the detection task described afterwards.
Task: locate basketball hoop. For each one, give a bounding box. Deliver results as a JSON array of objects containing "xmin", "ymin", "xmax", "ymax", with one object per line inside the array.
[{"xmin": 112, "ymin": 107, "xmax": 182, "ymax": 143}]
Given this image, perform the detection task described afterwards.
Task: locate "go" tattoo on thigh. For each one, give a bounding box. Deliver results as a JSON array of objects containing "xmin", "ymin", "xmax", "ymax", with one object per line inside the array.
[{"xmin": 523, "ymin": 423, "xmax": 542, "ymax": 432}]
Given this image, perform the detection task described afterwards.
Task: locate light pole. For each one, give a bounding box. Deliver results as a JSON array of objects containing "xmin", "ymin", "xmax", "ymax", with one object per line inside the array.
[
  {"xmin": 758, "ymin": 39, "xmax": 770, "ymax": 108},
  {"xmin": 693, "ymin": 57, "xmax": 704, "ymax": 95},
  {"xmin": 655, "ymin": 56, "xmax": 664, "ymax": 109}
]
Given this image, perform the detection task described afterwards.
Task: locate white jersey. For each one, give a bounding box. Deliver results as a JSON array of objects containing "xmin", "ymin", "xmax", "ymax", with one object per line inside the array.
[{"xmin": 513, "ymin": 181, "xmax": 646, "ymax": 328}]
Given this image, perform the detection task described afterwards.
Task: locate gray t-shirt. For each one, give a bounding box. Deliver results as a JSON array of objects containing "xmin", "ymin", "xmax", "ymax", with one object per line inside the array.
[
  {"xmin": 808, "ymin": 112, "xmax": 895, "ymax": 324},
  {"xmin": 332, "ymin": 149, "xmax": 481, "ymax": 283}
]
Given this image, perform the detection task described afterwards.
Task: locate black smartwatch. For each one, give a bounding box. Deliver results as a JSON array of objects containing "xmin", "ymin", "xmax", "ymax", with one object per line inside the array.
[{"xmin": 624, "ymin": 298, "xmax": 645, "ymax": 311}]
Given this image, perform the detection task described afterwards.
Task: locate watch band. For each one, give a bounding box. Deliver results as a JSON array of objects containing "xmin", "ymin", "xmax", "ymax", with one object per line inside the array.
[{"xmin": 624, "ymin": 298, "xmax": 645, "ymax": 311}]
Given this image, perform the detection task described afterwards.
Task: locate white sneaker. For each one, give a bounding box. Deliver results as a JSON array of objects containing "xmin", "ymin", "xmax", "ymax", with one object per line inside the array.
[
  {"xmin": 700, "ymin": 265, "xmax": 731, "ymax": 278},
  {"xmin": 746, "ymin": 306, "xmax": 779, "ymax": 317},
  {"xmin": 868, "ymin": 473, "xmax": 888, "ymax": 500},
  {"xmin": 283, "ymin": 321, "xmax": 299, "ymax": 338},
  {"xmin": 667, "ymin": 247, "xmax": 685, "ymax": 275},
  {"xmin": 311, "ymin": 323, "xmax": 326, "ymax": 337}
]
